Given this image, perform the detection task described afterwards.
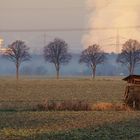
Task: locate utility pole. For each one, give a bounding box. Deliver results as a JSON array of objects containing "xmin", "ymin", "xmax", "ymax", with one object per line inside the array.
[
  {"xmin": 43, "ymin": 33, "xmax": 47, "ymax": 47},
  {"xmin": 116, "ymin": 28, "xmax": 120, "ymax": 53}
]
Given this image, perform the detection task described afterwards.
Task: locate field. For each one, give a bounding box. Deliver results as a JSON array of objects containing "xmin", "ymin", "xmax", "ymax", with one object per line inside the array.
[{"xmin": 0, "ymin": 77, "xmax": 140, "ymax": 139}]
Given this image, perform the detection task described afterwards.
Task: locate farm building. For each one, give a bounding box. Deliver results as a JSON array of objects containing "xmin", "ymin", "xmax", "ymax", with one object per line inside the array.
[{"xmin": 123, "ymin": 75, "xmax": 140, "ymax": 110}]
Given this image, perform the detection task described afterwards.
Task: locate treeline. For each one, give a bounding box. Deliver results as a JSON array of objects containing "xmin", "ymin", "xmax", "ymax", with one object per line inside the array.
[{"xmin": 3, "ymin": 38, "xmax": 140, "ymax": 80}]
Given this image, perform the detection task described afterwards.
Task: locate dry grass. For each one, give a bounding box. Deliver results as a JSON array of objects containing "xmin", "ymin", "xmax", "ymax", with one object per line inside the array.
[
  {"xmin": 93, "ymin": 102, "xmax": 114, "ymax": 111},
  {"xmin": 92, "ymin": 102, "xmax": 132, "ymax": 111}
]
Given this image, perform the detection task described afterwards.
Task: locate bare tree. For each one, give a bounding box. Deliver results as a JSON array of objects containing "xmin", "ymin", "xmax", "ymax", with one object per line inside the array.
[
  {"xmin": 117, "ymin": 39, "xmax": 140, "ymax": 75},
  {"xmin": 79, "ymin": 44, "xmax": 106, "ymax": 79},
  {"xmin": 4, "ymin": 40, "xmax": 31, "ymax": 80},
  {"xmin": 43, "ymin": 38, "xmax": 72, "ymax": 79}
]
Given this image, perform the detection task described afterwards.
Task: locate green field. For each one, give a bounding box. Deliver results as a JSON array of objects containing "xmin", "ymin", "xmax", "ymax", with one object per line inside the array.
[{"xmin": 0, "ymin": 77, "xmax": 140, "ymax": 140}]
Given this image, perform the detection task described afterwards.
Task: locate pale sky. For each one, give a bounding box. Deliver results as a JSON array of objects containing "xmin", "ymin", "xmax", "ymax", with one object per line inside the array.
[
  {"xmin": 0, "ymin": 0, "xmax": 87, "ymax": 53},
  {"xmin": 0, "ymin": 0, "xmax": 140, "ymax": 53},
  {"xmin": 0, "ymin": 0, "xmax": 86, "ymax": 29}
]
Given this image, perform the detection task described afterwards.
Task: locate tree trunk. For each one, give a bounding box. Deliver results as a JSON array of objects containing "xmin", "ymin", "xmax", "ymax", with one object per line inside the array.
[
  {"xmin": 131, "ymin": 65, "xmax": 135, "ymax": 75},
  {"xmin": 92, "ymin": 66, "xmax": 96, "ymax": 79},
  {"xmin": 16, "ymin": 64, "xmax": 19, "ymax": 80},
  {"xmin": 129, "ymin": 66, "xmax": 134, "ymax": 75},
  {"xmin": 56, "ymin": 69, "xmax": 60, "ymax": 79},
  {"xmin": 131, "ymin": 69, "xmax": 134, "ymax": 75},
  {"xmin": 129, "ymin": 61, "xmax": 135, "ymax": 75},
  {"xmin": 55, "ymin": 64, "xmax": 60, "ymax": 79}
]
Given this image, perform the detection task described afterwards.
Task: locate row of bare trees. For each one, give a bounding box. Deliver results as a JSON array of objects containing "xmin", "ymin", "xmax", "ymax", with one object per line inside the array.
[
  {"xmin": 117, "ymin": 39, "xmax": 140, "ymax": 75},
  {"xmin": 43, "ymin": 39, "xmax": 72, "ymax": 79},
  {"xmin": 3, "ymin": 38, "xmax": 140, "ymax": 80}
]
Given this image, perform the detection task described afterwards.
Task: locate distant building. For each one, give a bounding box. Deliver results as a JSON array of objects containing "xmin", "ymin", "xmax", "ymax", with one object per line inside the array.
[
  {"xmin": 123, "ymin": 75, "xmax": 140, "ymax": 110},
  {"xmin": 0, "ymin": 38, "xmax": 11, "ymax": 54},
  {"xmin": 123, "ymin": 75, "xmax": 140, "ymax": 84}
]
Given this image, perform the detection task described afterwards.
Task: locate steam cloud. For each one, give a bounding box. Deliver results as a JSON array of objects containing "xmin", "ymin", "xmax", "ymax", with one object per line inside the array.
[{"xmin": 83, "ymin": 0, "xmax": 140, "ymax": 52}]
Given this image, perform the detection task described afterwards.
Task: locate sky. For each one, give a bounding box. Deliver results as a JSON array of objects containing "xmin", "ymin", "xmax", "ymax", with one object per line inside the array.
[
  {"xmin": 0, "ymin": 0, "xmax": 86, "ymax": 53},
  {"xmin": 0, "ymin": 0, "xmax": 140, "ymax": 53},
  {"xmin": 0, "ymin": 0, "xmax": 85, "ymax": 29}
]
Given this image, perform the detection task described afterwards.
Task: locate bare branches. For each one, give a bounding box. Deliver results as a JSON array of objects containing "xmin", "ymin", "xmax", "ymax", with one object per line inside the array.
[
  {"xmin": 43, "ymin": 38, "xmax": 72, "ymax": 79},
  {"xmin": 4, "ymin": 40, "xmax": 31, "ymax": 80},
  {"xmin": 117, "ymin": 39, "xmax": 140, "ymax": 75},
  {"xmin": 79, "ymin": 44, "xmax": 106, "ymax": 78}
]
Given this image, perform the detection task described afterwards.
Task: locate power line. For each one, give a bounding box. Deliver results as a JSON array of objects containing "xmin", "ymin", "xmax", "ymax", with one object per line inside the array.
[
  {"xmin": 0, "ymin": 25, "xmax": 140, "ymax": 33},
  {"xmin": 1, "ymin": 7, "xmax": 84, "ymax": 9},
  {"xmin": 0, "ymin": 25, "xmax": 140, "ymax": 53}
]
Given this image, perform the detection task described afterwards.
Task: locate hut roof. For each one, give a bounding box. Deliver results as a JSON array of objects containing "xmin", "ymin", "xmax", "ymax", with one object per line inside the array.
[{"xmin": 123, "ymin": 75, "xmax": 140, "ymax": 81}]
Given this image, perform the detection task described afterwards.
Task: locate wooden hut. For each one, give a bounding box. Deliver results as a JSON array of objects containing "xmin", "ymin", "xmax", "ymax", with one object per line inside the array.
[{"xmin": 123, "ymin": 75, "xmax": 140, "ymax": 109}]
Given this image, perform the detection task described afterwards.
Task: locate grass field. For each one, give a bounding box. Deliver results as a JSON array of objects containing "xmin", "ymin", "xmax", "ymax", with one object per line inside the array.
[
  {"xmin": 0, "ymin": 77, "xmax": 140, "ymax": 139},
  {"xmin": 0, "ymin": 77, "xmax": 125, "ymax": 105}
]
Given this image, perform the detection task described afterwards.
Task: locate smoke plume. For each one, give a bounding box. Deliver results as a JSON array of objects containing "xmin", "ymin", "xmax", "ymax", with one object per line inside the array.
[{"xmin": 83, "ymin": 0, "xmax": 140, "ymax": 52}]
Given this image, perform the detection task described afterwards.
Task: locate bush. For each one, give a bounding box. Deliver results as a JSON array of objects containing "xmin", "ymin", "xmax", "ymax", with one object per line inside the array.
[
  {"xmin": 36, "ymin": 100, "xmax": 132, "ymax": 112},
  {"xmin": 36, "ymin": 99, "xmax": 92, "ymax": 111}
]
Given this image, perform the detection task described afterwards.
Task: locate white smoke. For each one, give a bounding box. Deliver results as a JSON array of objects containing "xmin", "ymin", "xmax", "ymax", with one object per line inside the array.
[{"xmin": 83, "ymin": 0, "xmax": 140, "ymax": 52}]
